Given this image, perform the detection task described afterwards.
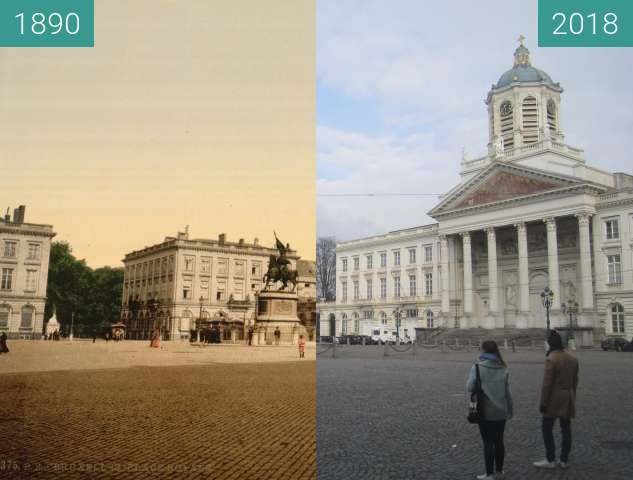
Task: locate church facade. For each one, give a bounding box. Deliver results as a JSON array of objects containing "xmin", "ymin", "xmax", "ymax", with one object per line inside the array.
[{"xmin": 317, "ymin": 43, "xmax": 633, "ymax": 346}]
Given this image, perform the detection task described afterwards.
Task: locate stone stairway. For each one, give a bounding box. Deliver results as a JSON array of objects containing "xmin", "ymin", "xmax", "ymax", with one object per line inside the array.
[{"xmin": 430, "ymin": 328, "xmax": 546, "ymax": 346}]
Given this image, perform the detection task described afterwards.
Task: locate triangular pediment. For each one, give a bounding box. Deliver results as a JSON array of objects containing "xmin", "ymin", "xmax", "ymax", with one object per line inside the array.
[{"xmin": 429, "ymin": 162, "xmax": 587, "ymax": 217}]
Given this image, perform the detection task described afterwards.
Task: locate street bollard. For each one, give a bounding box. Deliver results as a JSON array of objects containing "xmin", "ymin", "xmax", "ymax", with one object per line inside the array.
[{"xmin": 504, "ymin": 338, "xmax": 508, "ymax": 351}]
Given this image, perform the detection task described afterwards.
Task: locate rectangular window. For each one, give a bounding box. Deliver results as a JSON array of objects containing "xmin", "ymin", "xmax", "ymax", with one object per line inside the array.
[
  {"xmin": 353, "ymin": 280, "xmax": 359, "ymax": 300},
  {"xmin": 393, "ymin": 251, "xmax": 400, "ymax": 266},
  {"xmin": 408, "ymin": 249, "xmax": 416, "ymax": 264},
  {"xmin": 394, "ymin": 276, "xmax": 400, "ymax": 297},
  {"xmin": 27, "ymin": 243, "xmax": 40, "ymax": 260},
  {"xmin": 25, "ymin": 269, "xmax": 38, "ymax": 292},
  {"xmin": 380, "ymin": 278, "xmax": 387, "ymax": 298},
  {"xmin": 200, "ymin": 257, "xmax": 211, "ymax": 273},
  {"xmin": 184, "ymin": 256, "xmax": 195, "ymax": 272},
  {"xmin": 353, "ymin": 257, "xmax": 359, "ymax": 271},
  {"xmin": 366, "ymin": 279, "xmax": 372, "ymax": 300},
  {"xmin": 380, "ymin": 253, "xmax": 387, "ymax": 267},
  {"xmin": 607, "ymin": 255, "xmax": 622, "ymax": 284},
  {"xmin": 1, "ymin": 268, "xmax": 13, "ymax": 290},
  {"xmin": 342, "ymin": 258, "xmax": 348, "ymax": 273},
  {"xmin": 0, "ymin": 309, "xmax": 8, "ymax": 327},
  {"xmin": 424, "ymin": 246, "xmax": 433, "ymax": 263},
  {"xmin": 341, "ymin": 281, "xmax": 348, "ymax": 302},
  {"xmin": 3, "ymin": 241, "xmax": 17, "ymax": 258},
  {"xmin": 425, "ymin": 272, "xmax": 433, "ymax": 296},
  {"xmin": 406, "ymin": 308, "xmax": 418, "ymax": 318},
  {"xmin": 366, "ymin": 255, "xmax": 373, "ymax": 269},
  {"xmin": 409, "ymin": 274, "xmax": 416, "ymax": 296},
  {"xmin": 605, "ymin": 219, "xmax": 619, "ymax": 240},
  {"xmin": 20, "ymin": 308, "xmax": 33, "ymax": 329}
]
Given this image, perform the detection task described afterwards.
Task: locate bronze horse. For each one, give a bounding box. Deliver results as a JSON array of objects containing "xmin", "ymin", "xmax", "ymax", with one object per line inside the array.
[{"xmin": 263, "ymin": 254, "xmax": 298, "ymax": 292}]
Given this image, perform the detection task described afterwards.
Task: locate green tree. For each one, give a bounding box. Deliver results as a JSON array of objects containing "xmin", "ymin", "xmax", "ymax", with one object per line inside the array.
[{"xmin": 45, "ymin": 242, "xmax": 123, "ymax": 336}]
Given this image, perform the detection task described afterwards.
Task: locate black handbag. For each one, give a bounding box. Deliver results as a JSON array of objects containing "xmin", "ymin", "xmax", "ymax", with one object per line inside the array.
[{"xmin": 467, "ymin": 364, "xmax": 485, "ymax": 424}]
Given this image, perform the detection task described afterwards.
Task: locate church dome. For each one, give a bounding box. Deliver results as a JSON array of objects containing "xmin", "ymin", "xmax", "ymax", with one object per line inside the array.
[{"xmin": 495, "ymin": 42, "xmax": 556, "ymax": 89}]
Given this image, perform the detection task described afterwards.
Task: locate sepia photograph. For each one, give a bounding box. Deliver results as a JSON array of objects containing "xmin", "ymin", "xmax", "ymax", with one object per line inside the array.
[{"xmin": 1, "ymin": 1, "xmax": 315, "ymax": 479}]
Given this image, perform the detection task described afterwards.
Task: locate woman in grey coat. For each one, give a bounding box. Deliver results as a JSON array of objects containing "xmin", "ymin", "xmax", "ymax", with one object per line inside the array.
[{"xmin": 467, "ymin": 340, "xmax": 513, "ymax": 480}]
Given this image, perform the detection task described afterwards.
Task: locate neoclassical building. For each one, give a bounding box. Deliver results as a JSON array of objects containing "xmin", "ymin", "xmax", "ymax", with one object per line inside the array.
[
  {"xmin": 121, "ymin": 230, "xmax": 310, "ymax": 341},
  {"xmin": 318, "ymin": 43, "xmax": 633, "ymax": 346},
  {"xmin": 0, "ymin": 206, "xmax": 55, "ymax": 339}
]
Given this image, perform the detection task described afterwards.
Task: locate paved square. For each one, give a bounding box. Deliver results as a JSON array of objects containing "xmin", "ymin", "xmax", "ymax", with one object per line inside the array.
[
  {"xmin": 0, "ymin": 341, "xmax": 316, "ymax": 479},
  {"xmin": 317, "ymin": 346, "xmax": 633, "ymax": 480}
]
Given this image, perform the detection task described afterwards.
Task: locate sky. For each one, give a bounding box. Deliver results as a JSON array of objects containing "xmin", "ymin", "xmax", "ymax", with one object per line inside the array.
[
  {"xmin": 1, "ymin": 0, "xmax": 315, "ymax": 267},
  {"xmin": 317, "ymin": 0, "xmax": 633, "ymax": 241}
]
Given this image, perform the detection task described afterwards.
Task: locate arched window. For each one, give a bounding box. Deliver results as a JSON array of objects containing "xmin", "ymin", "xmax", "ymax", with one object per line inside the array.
[
  {"xmin": 546, "ymin": 99, "xmax": 557, "ymax": 132},
  {"xmin": 20, "ymin": 306, "xmax": 34, "ymax": 329},
  {"xmin": 426, "ymin": 310, "xmax": 434, "ymax": 329},
  {"xmin": 522, "ymin": 96, "xmax": 538, "ymax": 144},
  {"xmin": 611, "ymin": 303, "xmax": 625, "ymax": 334},
  {"xmin": 499, "ymin": 100, "xmax": 514, "ymax": 151},
  {"xmin": 380, "ymin": 311, "xmax": 387, "ymax": 325}
]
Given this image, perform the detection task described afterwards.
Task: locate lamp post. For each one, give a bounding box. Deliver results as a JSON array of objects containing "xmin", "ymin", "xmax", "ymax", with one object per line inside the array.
[
  {"xmin": 561, "ymin": 299, "xmax": 578, "ymax": 351},
  {"xmin": 540, "ymin": 287, "xmax": 554, "ymax": 331},
  {"xmin": 392, "ymin": 308, "xmax": 403, "ymax": 344},
  {"xmin": 70, "ymin": 312, "xmax": 75, "ymax": 341},
  {"xmin": 197, "ymin": 296, "xmax": 204, "ymax": 343}
]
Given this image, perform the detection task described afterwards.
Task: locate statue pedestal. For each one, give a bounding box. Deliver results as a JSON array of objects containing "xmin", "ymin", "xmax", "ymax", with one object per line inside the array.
[{"xmin": 254, "ymin": 290, "xmax": 305, "ymax": 345}]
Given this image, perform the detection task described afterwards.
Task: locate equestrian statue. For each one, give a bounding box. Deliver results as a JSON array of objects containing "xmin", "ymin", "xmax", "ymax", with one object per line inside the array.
[{"xmin": 263, "ymin": 232, "xmax": 298, "ymax": 292}]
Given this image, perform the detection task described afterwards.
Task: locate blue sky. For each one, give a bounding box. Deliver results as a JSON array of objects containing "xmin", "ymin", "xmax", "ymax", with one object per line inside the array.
[{"xmin": 317, "ymin": 0, "xmax": 633, "ymax": 241}]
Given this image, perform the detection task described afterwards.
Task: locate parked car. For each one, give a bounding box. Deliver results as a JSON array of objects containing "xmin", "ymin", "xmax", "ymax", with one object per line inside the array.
[
  {"xmin": 622, "ymin": 338, "xmax": 633, "ymax": 352},
  {"xmin": 601, "ymin": 336, "xmax": 628, "ymax": 351}
]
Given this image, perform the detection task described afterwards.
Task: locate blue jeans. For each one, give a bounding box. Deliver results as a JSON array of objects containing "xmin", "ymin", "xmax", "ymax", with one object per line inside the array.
[{"xmin": 542, "ymin": 416, "xmax": 572, "ymax": 462}]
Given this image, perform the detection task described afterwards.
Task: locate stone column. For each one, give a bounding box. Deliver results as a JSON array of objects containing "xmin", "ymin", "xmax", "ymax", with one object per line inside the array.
[
  {"xmin": 461, "ymin": 232, "xmax": 473, "ymax": 329},
  {"xmin": 576, "ymin": 213, "xmax": 594, "ymax": 327},
  {"xmin": 486, "ymin": 227, "xmax": 498, "ymax": 329},
  {"xmin": 544, "ymin": 217, "xmax": 561, "ymax": 325},
  {"xmin": 432, "ymin": 241, "xmax": 440, "ymax": 301},
  {"xmin": 515, "ymin": 222, "xmax": 529, "ymax": 329},
  {"xmin": 439, "ymin": 235, "xmax": 450, "ymax": 322}
]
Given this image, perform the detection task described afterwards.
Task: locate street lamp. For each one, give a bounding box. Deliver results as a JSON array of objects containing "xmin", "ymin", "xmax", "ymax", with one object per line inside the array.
[
  {"xmin": 197, "ymin": 296, "xmax": 204, "ymax": 343},
  {"xmin": 540, "ymin": 287, "xmax": 554, "ymax": 331},
  {"xmin": 70, "ymin": 312, "xmax": 75, "ymax": 341},
  {"xmin": 561, "ymin": 299, "xmax": 578, "ymax": 351},
  {"xmin": 392, "ymin": 308, "xmax": 403, "ymax": 344}
]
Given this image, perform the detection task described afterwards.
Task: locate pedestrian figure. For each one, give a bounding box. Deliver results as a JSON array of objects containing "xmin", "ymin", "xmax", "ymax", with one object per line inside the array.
[
  {"xmin": 467, "ymin": 340, "xmax": 513, "ymax": 480},
  {"xmin": 274, "ymin": 327, "xmax": 281, "ymax": 346},
  {"xmin": 298, "ymin": 335, "xmax": 305, "ymax": 358},
  {"xmin": 105, "ymin": 332, "xmax": 110, "ymax": 343},
  {"xmin": 533, "ymin": 330, "xmax": 579, "ymax": 470},
  {"xmin": 92, "ymin": 333, "xmax": 97, "ymax": 343},
  {"xmin": 0, "ymin": 332, "xmax": 9, "ymax": 353},
  {"xmin": 247, "ymin": 327, "xmax": 254, "ymax": 346},
  {"xmin": 511, "ymin": 339, "xmax": 516, "ymax": 352},
  {"xmin": 150, "ymin": 329, "xmax": 160, "ymax": 348}
]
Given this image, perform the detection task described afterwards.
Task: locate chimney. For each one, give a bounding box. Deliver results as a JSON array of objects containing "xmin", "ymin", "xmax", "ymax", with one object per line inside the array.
[
  {"xmin": 4, "ymin": 207, "xmax": 10, "ymax": 223},
  {"xmin": 218, "ymin": 233, "xmax": 226, "ymax": 245},
  {"xmin": 18, "ymin": 205, "xmax": 25, "ymax": 223}
]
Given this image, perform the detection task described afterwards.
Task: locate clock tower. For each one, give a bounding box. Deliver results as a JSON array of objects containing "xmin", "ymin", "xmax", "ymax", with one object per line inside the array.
[{"xmin": 485, "ymin": 37, "xmax": 564, "ymax": 157}]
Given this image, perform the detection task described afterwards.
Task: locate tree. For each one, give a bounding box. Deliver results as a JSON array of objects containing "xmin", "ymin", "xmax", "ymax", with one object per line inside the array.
[
  {"xmin": 316, "ymin": 237, "xmax": 337, "ymax": 301},
  {"xmin": 45, "ymin": 241, "xmax": 123, "ymax": 336}
]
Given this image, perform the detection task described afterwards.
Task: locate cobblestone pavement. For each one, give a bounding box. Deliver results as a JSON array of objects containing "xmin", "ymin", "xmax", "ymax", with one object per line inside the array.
[
  {"xmin": 317, "ymin": 346, "xmax": 633, "ymax": 480},
  {"xmin": 0, "ymin": 361, "xmax": 315, "ymax": 479},
  {"xmin": 0, "ymin": 340, "xmax": 316, "ymax": 374}
]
